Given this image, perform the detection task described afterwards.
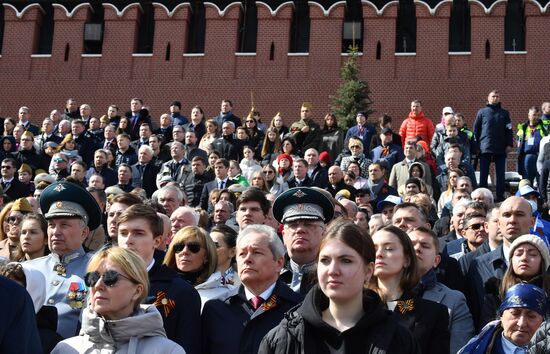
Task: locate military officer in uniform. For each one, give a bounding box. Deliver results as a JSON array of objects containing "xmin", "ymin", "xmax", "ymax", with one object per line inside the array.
[
  {"xmin": 272, "ymin": 187, "xmax": 334, "ymax": 294},
  {"xmin": 26, "ymin": 181, "xmax": 101, "ymax": 338}
]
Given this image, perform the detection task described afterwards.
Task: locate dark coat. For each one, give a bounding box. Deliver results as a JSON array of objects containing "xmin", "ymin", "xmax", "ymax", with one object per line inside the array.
[
  {"xmin": 473, "ymin": 102, "xmax": 513, "ymax": 155},
  {"xmin": 287, "ymin": 175, "xmax": 313, "ymax": 188},
  {"xmin": 213, "ymin": 112, "xmax": 242, "ymax": 128},
  {"xmin": 115, "ymin": 146, "xmax": 138, "ymax": 166},
  {"xmin": 309, "ymin": 163, "xmax": 328, "ymax": 189},
  {"xmin": 260, "ymin": 285, "xmax": 420, "ymax": 354},
  {"xmin": 12, "ymin": 148, "xmax": 43, "ymax": 172},
  {"xmin": 73, "ymin": 133, "xmax": 96, "ymax": 163},
  {"xmin": 392, "ymin": 291, "xmax": 450, "ymax": 354},
  {"xmin": 0, "ymin": 276, "xmax": 43, "ymax": 353},
  {"xmin": 210, "ymin": 135, "xmax": 244, "ymax": 162},
  {"xmin": 37, "ymin": 305, "xmax": 63, "ymax": 354},
  {"xmin": 202, "ymin": 281, "xmax": 303, "ymax": 354},
  {"xmin": 466, "ymin": 245, "xmax": 507, "ymax": 330},
  {"xmin": 183, "ymin": 121, "xmax": 206, "ymax": 142},
  {"xmin": 146, "ymin": 260, "xmax": 202, "ymax": 354},
  {"xmin": 125, "ymin": 108, "xmax": 153, "ymax": 140},
  {"xmin": 3, "ymin": 177, "xmax": 31, "ymax": 201},
  {"xmin": 181, "ymin": 171, "xmax": 214, "ymax": 207},
  {"xmin": 131, "ymin": 161, "xmax": 160, "ymax": 197},
  {"xmin": 326, "ymin": 180, "xmax": 357, "ymax": 199}
]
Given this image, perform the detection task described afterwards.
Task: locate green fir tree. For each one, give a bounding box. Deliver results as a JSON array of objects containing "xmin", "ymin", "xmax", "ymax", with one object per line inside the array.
[{"xmin": 330, "ymin": 44, "xmax": 373, "ymax": 130}]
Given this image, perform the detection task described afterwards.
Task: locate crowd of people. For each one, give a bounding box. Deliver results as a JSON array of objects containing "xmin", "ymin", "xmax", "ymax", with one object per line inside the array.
[{"xmin": 0, "ymin": 91, "xmax": 550, "ymax": 353}]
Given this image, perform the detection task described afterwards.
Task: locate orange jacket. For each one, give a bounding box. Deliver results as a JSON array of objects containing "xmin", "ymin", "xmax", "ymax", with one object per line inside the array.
[{"xmin": 399, "ymin": 112, "xmax": 435, "ymax": 147}]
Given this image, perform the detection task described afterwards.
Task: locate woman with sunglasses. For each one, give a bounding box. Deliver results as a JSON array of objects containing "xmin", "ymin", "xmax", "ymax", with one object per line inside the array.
[
  {"xmin": 340, "ymin": 137, "xmax": 372, "ymax": 179},
  {"xmin": 480, "ymin": 234, "xmax": 550, "ymax": 328},
  {"xmin": 261, "ymin": 219, "xmax": 419, "ymax": 353},
  {"xmin": 369, "ymin": 225, "xmax": 450, "ymax": 354},
  {"xmin": 164, "ymin": 226, "xmax": 232, "ymax": 309},
  {"xmin": 262, "ymin": 165, "xmax": 288, "ymax": 197},
  {"xmin": 0, "ymin": 198, "xmax": 33, "ymax": 261},
  {"xmin": 52, "ymin": 247, "xmax": 185, "ymax": 353},
  {"xmin": 243, "ymin": 114, "xmax": 264, "ymax": 151}
]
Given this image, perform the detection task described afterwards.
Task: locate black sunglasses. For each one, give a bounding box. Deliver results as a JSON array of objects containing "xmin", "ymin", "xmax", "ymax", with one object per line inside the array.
[
  {"xmin": 173, "ymin": 242, "xmax": 202, "ymax": 254},
  {"xmin": 466, "ymin": 222, "xmax": 485, "ymax": 231},
  {"xmin": 84, "ymin": 270, "xmax": 134, "ymax": 288}
]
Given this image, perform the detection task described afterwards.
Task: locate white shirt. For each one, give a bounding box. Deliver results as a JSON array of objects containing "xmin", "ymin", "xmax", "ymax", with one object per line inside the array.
[{"xmin": 244, "ymin": 282, "xmax": 276, "ymax": 302}]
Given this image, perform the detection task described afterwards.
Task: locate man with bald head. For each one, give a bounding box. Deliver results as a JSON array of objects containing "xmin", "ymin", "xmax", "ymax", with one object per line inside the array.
[
  {"xmin": 326, "ymin": 165, "xmax": 356, "ymax": 198},
  {"xmin": 467, "ymin": 196, "xmax": 535, "ymax": 329}
]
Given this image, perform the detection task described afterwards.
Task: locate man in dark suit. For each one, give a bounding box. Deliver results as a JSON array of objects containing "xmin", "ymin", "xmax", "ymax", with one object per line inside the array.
[
  {"xmin": 202, "ymin": 224, "xmax": 302, "ymax": 354},
  {"xmin": 210, "ymin": 122, "xmax": 244, "ymax": 162},
  {"xmin": 304, "ymin": 148, "xmax": 328, "ymax": 188},
  {"xmin": 131, "ymin": 145, "xmax": 160, "ymax": 198},
  {"xmin": 71, "ymin": 119, "xmax": 96, "ymax": 163},
  {"xmin": 101, "ymin": 124, "xmax": 117, "ymax": 155},
  {"xmin": 1, "ymin": 158, "xmax": 29, "ymax": 200},
  {"xmin": 125, "ymin": 98, "xmax": 153, "ymax": 140},
  {"xmin": 326, "ymin": 165, "xmax": 357, "ymax": 199},
  {"xmin": 200, "ymin": 158, "xmax": 235, "ymax": 210},
  {"xmin": 17, "ymin": 106, "xmax": 40, "ymax": 136},
  {"xmin": 212, "ymin": 99, "xmax": 241, "ymax": 128},
  {"xmin": 286, "ymin": 158, "xmax": 313, "ymax": 188},
  {"xmin": 130, "ymin": 122, "xmax": 152, "ymax": 152},
  {"xmin": 180, "ymin": 156, "xmax": 213, "ymax": 207},
  {"xmin": 117, "ymin": 204, "xmax": 202, "ymax": 354}
]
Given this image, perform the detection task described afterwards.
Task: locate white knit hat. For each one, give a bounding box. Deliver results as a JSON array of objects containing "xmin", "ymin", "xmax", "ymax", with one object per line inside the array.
[{"xmin": 509, "ymin": 234, "xmax": 550, "ymax": 272}]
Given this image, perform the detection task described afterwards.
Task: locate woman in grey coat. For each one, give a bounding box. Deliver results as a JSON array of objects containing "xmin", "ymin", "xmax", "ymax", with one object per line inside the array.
[{"xmin": 51, "ymin": 247, "xmax": 185, "ymax": 354}]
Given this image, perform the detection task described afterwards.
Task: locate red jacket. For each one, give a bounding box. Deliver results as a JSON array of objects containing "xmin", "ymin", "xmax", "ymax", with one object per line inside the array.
[{"xmin": 399, "ymin": 112, "xmax": 435, "ymax": 148}]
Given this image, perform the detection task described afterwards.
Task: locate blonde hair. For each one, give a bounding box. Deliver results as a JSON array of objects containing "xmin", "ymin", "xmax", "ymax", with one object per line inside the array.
[
  {"xmin": 163, "ymin": 226, "xmax": 218, "ymax": 285},
  {"xmin": 87, "ymin": 247, "xmax": 149, "ymax": 307}
]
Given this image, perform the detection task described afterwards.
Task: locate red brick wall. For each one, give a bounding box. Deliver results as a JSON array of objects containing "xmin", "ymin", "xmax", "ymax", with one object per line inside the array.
[{"xmin": 0, "ymin": 1, "xmax": 549, "ymax": 142}]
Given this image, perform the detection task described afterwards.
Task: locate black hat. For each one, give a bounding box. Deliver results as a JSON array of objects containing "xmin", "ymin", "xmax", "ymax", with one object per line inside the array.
[
  {"xmin": 39, "ymin": 181, "xmax": 102, "ymax": 230},
  {"xmin": 405, "ymin": 177, "xmax": 421, "ymax": 189},
  {"xmin": 273, "ymin": 187, "xmax": 334, "ymax": 224},
  {"xmin": 381, "ymin": 127, "xmax": 393, "ymax": 134}
]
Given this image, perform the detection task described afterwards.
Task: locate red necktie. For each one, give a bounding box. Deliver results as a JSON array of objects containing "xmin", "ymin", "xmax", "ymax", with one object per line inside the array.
[{"xmin": 250, "ymin": 296, "xmax": 264, "ymax": 310}]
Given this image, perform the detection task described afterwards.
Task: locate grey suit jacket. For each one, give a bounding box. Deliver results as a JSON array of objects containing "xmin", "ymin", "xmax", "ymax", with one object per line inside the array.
[{"xmin": 423, "ymin": 281, "xmax": 474, "ymax": 354}]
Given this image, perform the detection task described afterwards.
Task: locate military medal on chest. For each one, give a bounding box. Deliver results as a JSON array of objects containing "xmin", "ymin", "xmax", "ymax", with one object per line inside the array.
[
  {"xmin": 67, "ymin": 281, "xmax": 87, "ymax": 309},
  {"xmin": 54, "ymin": 263, "xmax": 66, "ymax": 276}
]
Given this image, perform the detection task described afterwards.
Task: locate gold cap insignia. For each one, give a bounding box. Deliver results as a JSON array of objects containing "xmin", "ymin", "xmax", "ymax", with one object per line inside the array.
[{"xmin": 293, "ymin": 190, "xmax": 306, "ymax": 198}]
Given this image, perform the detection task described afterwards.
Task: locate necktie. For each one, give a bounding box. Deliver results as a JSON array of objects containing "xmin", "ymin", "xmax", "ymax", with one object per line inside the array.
[
  {"xmin": 250, "ymin": 296, "xmax": 264, "ymax": 310},
  {"xmin": 219, "ymin": 180, "xmax": 225, "ymax": 189},
  {"xmin": 291, "ymin": 271, "xmax": 302, "ymax": 291},
  {"xmin": 104, "ymin": 141, "xmax": 110, "ymax": 149}
]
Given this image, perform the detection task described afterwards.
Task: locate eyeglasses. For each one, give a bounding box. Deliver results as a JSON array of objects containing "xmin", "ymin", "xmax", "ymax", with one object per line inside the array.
[
  {"xmin": 349, "ymin": 145, "xmax": 361, "ymax": 149},
  {"xmin": 84, "ymin": 270, "xmax": 135, "ymax": 287},
  {"xmin": 1, "ymin": 165, "xmax": 12, "ymax": 169},
  {"xmin": 263, "ymin": 170, "xmax": 274, "ymax": 175},
  {"xmin": 466, "ymin": 223, "xmax": 485, "ymax": 231},
  {"xmin": 246, "ymin": 120, "xmax": 255, "ymax": 123},
  {"xmin": 7, "ymin": 215, "xmax": 23, "ymax": 224},
  {"xmin": 173, "ymin": 242, "xmax": 202, "ymax": 254},
  {"xmin": 53, "ymin": 157, "xmax": 67, "ymax": 163}
]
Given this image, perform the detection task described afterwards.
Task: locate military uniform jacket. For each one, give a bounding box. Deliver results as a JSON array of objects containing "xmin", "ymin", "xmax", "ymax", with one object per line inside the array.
[{"xmin": 26, "ymin": 247, "xmax": 92, "ymax": 339}]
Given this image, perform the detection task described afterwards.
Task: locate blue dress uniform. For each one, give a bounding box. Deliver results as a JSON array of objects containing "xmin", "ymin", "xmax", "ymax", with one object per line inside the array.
[
  {"xmin": 26, "ymin": 181, "xmax": 102, "ymax": 339},
  {"xmin": 26, "ymin": 248, "xmax": 92, "ymax": 338}
]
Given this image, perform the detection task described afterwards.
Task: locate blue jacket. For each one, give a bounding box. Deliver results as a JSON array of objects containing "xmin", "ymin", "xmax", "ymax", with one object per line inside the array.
[
  {"xmin": 473, "ymin": 103, "xmax": 513, "ymax": 154},
  {"xmin": 345, "ymin": 123, "xmax": 377, "ymax": 153}
]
